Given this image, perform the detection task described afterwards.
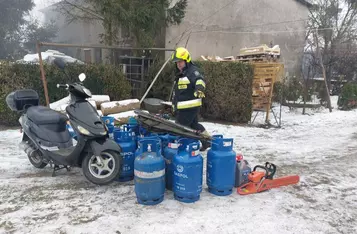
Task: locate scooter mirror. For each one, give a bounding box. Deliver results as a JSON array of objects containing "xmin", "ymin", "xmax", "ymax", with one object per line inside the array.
[
  {"xmin": 79, "ymin": 73, "xmax": 86, "ymax": 82},
  {"xmin": 53, "ymin": 58, "xmax": 66, "ymax": 70}
]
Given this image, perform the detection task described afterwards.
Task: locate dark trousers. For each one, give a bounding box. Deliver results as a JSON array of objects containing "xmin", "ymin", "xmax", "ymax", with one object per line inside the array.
[{"xmin": 175, "ymin": 108, "xmax": 206, "ymax": 132}]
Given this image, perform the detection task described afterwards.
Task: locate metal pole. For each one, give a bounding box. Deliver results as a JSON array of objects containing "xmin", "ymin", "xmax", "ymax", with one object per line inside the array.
[
  {"xmin": 140, "ymin": 57, "xmax": 145, "ymax": 95},
  {"xmin": 168, "ymin": 81, "xmax": 176, "ymax": 101},
  {"xmin": 39, "ymin": 42, "xmax": 175, "ymax": 52},
  {"xmin": 36, "ymin": 41, "xmax": 50, "ymax": 106},
  {"xmin": 140, "ymin": 57, "xmax": 171, "ymax": 104}
]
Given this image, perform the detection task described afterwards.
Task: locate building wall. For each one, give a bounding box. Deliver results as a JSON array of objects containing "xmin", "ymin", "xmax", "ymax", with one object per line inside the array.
[
  {"xmin": 41, "ymin": 5, "xmax": 105, "ymax": 62},
  {"xmin": 165, "ymin": 0, "xmax": 309, "ymax": 76}
]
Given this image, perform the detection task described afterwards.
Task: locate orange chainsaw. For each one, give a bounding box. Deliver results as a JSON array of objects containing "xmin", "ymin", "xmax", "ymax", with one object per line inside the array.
[{"xmin": 237, "ymin": 162, "xmax": 300, "ymax": 195}]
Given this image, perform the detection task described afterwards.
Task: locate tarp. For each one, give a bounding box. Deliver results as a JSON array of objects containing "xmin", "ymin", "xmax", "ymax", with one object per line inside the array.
[{"xmin": 134, "ymin": 110, "xmax": 212, "ymax": 141}]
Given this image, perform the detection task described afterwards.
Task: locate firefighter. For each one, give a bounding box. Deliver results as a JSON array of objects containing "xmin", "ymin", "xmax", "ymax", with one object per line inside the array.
[{"xmin": 171, "ymin": 47, "xmax": 211, "ymax": 151}]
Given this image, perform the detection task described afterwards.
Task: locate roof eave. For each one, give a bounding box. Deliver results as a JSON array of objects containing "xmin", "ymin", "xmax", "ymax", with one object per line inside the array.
[{"xmin": 295, "ymin": 0, "xmax": 313, "ymax": 8}]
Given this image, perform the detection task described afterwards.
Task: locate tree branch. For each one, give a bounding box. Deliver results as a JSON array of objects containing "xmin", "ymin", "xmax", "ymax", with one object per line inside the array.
[{"xmin": 58, "ymin": 0, "xmax": 104, "ymax": 22}]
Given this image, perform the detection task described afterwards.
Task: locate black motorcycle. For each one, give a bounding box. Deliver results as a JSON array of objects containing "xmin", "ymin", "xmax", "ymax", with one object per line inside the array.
[{"xmin": 6, "ymin": 58, "xmax": 122, "ymax": 185}]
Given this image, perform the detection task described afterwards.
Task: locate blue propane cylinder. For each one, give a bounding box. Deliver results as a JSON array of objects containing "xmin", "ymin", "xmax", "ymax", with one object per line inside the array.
[
  {"xmin": 122, "ymin": 123, "xmax": 139, "ymax": 141},
  {"xmin": 113, "ymin": 128, "xmax": 137, "ymax": 182},
  {"xmin": 207, "ymin": 135, "xmax": 236, "ymax": 196},
  {"xmin": 173, "ymin": 139, "xmax": 203, "ymax": 203},
  {"xmin": 134, "ymin": 139, "xmax": 165, "ymax": 205},
  {"xmin": 66, "ymin": 123, "xmax": 77, "ymax": 140},
  {"xmin": 135, "ymin": 135, "xmax": 161, "ymax": 158},
  {"xmin": 162, "ymin": 135, "xmax": 179, "ymax": 190},
  {"xmin": 139, "ymin": 126, "xmax": 150, "ymax": 136},
  {"xmin": 101, "ymin": 116, "xmax": 115, "ymax": 138}
]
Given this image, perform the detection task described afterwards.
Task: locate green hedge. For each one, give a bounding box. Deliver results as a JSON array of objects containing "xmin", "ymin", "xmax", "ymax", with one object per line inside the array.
[
  {"xmin": 147, "ymin": 61, "xmax": 254, "ymax": 123},
  {"xmin": 0, "ymin": 62, "xmax": 131, "ymax": 126},
  {"xmin": 337, "ymin": 83, "xmax": 357, "ymax": 110}
]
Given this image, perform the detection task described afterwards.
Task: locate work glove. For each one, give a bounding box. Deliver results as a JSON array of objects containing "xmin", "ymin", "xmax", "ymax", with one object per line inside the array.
[{"xmin": 194, "ymin": 90, "xmax": 205, "ymax": 98}]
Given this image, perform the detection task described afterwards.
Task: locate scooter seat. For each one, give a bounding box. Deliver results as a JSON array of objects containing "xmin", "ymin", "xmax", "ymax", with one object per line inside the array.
[{"xmin": 27, "ymin": 106, "xmax": 68, "ymax": 125}]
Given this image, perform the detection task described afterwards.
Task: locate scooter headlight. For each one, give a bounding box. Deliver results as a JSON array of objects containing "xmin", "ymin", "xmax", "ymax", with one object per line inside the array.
[
  {"xmin": 77, "ymin": 125, "xmax": 91, "ymax": 135},
  {"xmin": 83, "ymin": 87, "xmax": 92, "ymax": 97}
]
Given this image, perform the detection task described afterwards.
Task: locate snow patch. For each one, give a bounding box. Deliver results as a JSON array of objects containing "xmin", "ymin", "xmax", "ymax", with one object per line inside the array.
[
  {"xmin": 87, "ymin": 95, "xmax": 110, "ymax": 103},
  {"xmin": 1, "ymin": 97, "xmax": 356, "ymax": 233},
  {"xmin": 101, "ymin": 99, "xmax": 140, "ymax": 109},
  {"xmin": 108, "ymin": 110, "xmax": 148, "ymax": 119},
  {"xmin": 108, "ymin": 111, "xmax": 136, "ymax": 119},
  {"xmin": 50, "ymin": 95, "xmax": 102, "ymax": 112}
]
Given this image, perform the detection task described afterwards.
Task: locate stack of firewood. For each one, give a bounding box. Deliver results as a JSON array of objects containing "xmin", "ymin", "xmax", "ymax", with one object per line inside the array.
[
  {"xmin": 50, "ymin": 95, "xmax": 141, "ymax": 125},
  {"xmin": 101, "ymin": 99, "xmax": 140, "ymax": 124}
]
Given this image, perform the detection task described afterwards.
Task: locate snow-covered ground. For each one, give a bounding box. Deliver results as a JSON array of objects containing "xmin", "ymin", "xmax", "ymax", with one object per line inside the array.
[{"xmin": 1, "ymin": 97, "xmax": 356, "ymax": 234}]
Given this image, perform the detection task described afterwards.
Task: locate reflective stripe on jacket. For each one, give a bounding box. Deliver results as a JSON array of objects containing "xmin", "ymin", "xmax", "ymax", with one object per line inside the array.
[{"xmin": 172, "ymin": 63, "xmax": 205, "ymax": 110}]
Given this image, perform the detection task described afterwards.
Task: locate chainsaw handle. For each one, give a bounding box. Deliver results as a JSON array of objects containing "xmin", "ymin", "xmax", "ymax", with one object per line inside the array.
[
  {"xmin": 265, "ymin": 162, "xmax": 276, "ymax": 179},
  {"xmin": 253, "ymin": 163, "xmax": 276, "ymax": 179},
  {"xmin": 253, "ymin": 165, "xmax": 269, "ymax": 177}
]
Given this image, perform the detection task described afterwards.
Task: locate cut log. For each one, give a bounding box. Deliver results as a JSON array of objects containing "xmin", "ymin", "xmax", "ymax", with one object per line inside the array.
[
  {"xmin": 51, "ymin": 95, "xmax": 101, "ymax": 113},
  {"xmin": 101, "ymin": 99, "xmax": 140, "ymax": 115},
  {"xmin": 88, "ymin": 95, "xmax": 110, "ymax": 108},
  {"xmin": 109, "ymin": 111, "xmax": 137, "ymax": 125},
  {"xmin": 49, "ymin": 96, "xmax": 70, "ymax": 112},
  {"xmin": 88, "ymin": 100, "xmax": 96, "ymax": 108},
  {"xmin": 109, "ymin": 110, "xmax": 148, "ymax": 125}
]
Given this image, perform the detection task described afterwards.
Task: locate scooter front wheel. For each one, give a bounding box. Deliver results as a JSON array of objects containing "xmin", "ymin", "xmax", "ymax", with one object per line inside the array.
[{"xmin": 82, "ymin": 151, "xmax": 122, "ymax": 185}]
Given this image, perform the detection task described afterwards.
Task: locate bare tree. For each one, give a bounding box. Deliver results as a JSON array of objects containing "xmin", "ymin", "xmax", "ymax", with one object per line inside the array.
[
  {"xmin": 301, "ymin": 34, "xmax": 320, "ymax": 114},
  {"xmin": 309, "ymin": 0, "xmax": 357, "ymax": 86}
]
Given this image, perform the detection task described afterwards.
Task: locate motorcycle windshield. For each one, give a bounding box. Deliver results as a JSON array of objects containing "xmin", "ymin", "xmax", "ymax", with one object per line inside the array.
[{"xmin": 66, "ymin": 101, "xmax": 105, "ymax": 132}]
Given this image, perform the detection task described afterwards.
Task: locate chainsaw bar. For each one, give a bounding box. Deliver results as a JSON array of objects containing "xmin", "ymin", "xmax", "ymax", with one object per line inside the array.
[
  {"xmin": 237, "ymin": 175, "xmax": 300, "ymax": 195},
  {"xmin": 237, "ymin": 162, "xmax": 299, "ymax": 195}
]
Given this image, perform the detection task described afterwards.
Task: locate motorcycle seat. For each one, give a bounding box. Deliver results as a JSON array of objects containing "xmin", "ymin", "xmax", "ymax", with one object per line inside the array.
[{"xmin": 27, "ymin": 106, "xmax": 68, "ymax": 125}]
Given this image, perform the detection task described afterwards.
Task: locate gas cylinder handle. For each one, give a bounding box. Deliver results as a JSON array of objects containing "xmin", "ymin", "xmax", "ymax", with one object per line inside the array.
[
  {"xmin": 178, "ymin": 138, "xmax": 196, "ymax": 152},
  {"xmin": 147, "ymin": 144, "xmax": 152, "ymax": 152},
  {"xmin": 212, "ymin": 134, "xmax": 223, "ymax": 139},
  {"xmin": 188, "ymin": 143, "xmax": 200, "ymax": 157}
]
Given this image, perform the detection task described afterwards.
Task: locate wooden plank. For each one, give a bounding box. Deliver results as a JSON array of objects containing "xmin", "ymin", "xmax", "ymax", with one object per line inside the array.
[
  {"xmin": 253, "ymin": 104, "xmax": 269, "ymax": 110},
  {"xmin": 265, "ymin": 77, "xmax": 274, "ymax": 122},
  {"xmin": 254, "ymin": 72, "xmax": 279, "ymax": 76},
  {"xmin": 255, "ymin": 70, "xmax": 280, "ymax": 74},
  {"xmin": 254, "ymin": 75, "xmax": 275, "ymax": 79},
  {"xmin": 253, "ymin": 98, "xmax": 269, "ymax": 102},
  {"xmin": 255, "ymin": 68, "xmax": 278, "ymax": 71},
  {"xmin": 254, "ymin": 70, "xmax": 277, "ymax": 73},
  {"xmin": 252, "ymin": 98, "xmax": 270, "ymax": 103},
  {"xmin": 253, "ymin": 66, "xmax": 281, "ymax": 69},
  {"xmin": 253, "ymin": 82, "xmax": 272, "ymax": 87},
  {"xmin": 254, "ymin": 72, "xmax": 277, "ymax": 76},
  {"xmin": 252, "ymin": 88, "xmax": 271, "ymax": 95},
  {"xmin": 253, "ymin": 77, "xmax": 273, "ymax": 81}
]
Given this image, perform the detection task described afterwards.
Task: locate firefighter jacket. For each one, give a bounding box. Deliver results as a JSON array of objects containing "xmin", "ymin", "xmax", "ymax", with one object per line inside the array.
[{"xmin": 172, "ymin": 62, "xmax": 206, "ymax": 110}]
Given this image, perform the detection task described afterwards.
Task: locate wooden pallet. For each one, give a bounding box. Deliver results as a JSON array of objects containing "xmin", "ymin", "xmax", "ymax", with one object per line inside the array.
[
  {"xmin": 253, "ymin": 63, "xmax": 284, "ymax": 82},
  {"xmin": 250, "ymin": 62, "xmax": 284, "ymax": 123},
  {"xmin": 237, "ymin": 54, "xmax": 280, "ymax": 59},
  {"xmin": 253, "ymin": 103, "xmax": 269, "ymax": 110}
]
